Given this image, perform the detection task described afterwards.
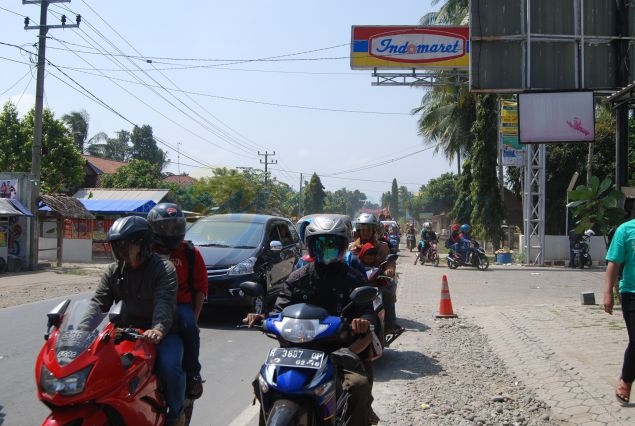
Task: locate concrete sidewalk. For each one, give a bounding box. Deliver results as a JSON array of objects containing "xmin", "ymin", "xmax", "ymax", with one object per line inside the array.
[{"xmin": 392, "ymin": 250, "xmax": 632, "ymax": 425}]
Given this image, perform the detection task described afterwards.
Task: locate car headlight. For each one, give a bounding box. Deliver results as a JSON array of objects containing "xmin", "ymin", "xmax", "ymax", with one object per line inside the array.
[
  {"xmin": 39, "ymin": 364, "xmax": 91, "ymax": 396},
  {"xmin": 228, "ymin": 257, "xmax": 256, "ymax": 275},
  {"xmin": 274, "ymin": 317, "xmax": 329, "ymax": 343}
]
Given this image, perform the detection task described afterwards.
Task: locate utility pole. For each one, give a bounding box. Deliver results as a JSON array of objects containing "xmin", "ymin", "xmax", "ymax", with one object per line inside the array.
[
  {"xmin": 298, "ymin": 173, "xmax": 303, "ymax": 217},
  {"xmin": 258, "ymin": 151, "xmax": 277, "ymax": 186},
  {"xmin": 24, "ymin": 0, "xmax": 80, "ymax": 270}
]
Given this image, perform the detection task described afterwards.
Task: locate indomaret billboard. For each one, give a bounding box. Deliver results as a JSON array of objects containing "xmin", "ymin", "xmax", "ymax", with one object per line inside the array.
[{"xmin": 351, "ymin": 26, "xmax": 469, "ymax": 70}]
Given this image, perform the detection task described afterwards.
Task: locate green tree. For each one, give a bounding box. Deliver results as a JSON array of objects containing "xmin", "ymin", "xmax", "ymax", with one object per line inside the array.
[
  {"xmin": 452, "ymin": 159, "xmax": 472, "ymax": 224},
  {"xmin": 100, "ymin": 159, "xmax": 162, "ymax": 188},
  {"xmin": 21, "ymin": 108, "xmax": 84, "ymax": 193},
  {"xmin": 130, "ymin": 125, "xmax": 167, "ymax": 170},
  {"xmin": 303, "ymin": 173, "xmax": 326, "ymax": 214},
  {"xmin": 418, "ymin": 172, "xmax": 458, "ymax": 215},
  {"xmin": 104, "ymin": 130, "xmax": 131, "ymax": 162},
  {"xmin": 567, "ymin": 176, "xmax": 626, "ymax": 246},
  {"xmin": 398, "ymin": 185, "xmax": 412, "ymax": 219},
  {"xmin": 390, "ymin": 179, "xmax": 399, "ymax": 219},
  {"xmin": 470, "ymin": 94, "xmax": 504, "ymax": 246},
  {"xmin": 62, "ymin": 110, "xmax": 89, "ymax": 154},
  {"xmin": 0, "ymin": 102, "xmax": 30, "ymax": 172}
]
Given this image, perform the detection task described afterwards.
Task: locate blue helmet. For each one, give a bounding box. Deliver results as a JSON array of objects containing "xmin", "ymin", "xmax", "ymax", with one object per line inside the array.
[{"xmin": 460, "ymin": 224, "xmax": 471, "ymax": 233}]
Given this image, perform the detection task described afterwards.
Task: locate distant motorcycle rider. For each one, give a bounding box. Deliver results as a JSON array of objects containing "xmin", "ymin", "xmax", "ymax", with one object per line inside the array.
[
  {"xmin": 349, "ymin": 213, "xmax": 401, "ymax": 333},
  {"xmin": 418, "ymin": 222, "xmax": 438, "ymax": 255}
]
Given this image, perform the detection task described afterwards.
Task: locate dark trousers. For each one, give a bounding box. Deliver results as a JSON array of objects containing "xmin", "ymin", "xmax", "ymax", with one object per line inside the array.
[
  {"xmin": 621, "ymin": 292, "xmax": 635, "ymax": 383},
  {"xmin": 177, "ymin": 304, "xmax": 201, "ymax": 377}
]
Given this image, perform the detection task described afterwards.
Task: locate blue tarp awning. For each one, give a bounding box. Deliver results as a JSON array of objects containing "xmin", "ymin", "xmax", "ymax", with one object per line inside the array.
[
  {"xmin": 39, "ymin": 199, "xmax": 156, "ymax": 214},
  {"xmin": 79, "ymin": 199, "xmax": 156, "ymax": 214},
  {"xmin": 0, "ymin": 198, "xmax": 34, "ymax": 216}
]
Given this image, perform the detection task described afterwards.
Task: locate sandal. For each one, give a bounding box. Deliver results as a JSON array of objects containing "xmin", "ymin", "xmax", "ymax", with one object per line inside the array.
[{"xmin": 616, "ymin": 378, "xmax": 632, "ymax": 406}]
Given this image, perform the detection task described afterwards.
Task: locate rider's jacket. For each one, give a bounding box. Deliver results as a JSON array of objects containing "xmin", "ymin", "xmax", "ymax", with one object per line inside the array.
[
  {"xmin": 89, "ymin": 254, "xmax": 177, "ymax": 333},
  {"xmin": 271, "ymin": 262, "xmax": 377, "ymax": 353},
  {"xmin": 421, "ymin": 230, "xmax": 438, "ymax": 243}
]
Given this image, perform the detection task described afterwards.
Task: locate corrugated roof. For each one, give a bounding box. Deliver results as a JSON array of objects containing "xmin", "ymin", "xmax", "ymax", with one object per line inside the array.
[
  {"xmin": 72, "ymin": 188, "xmax": 169, "ymax": 203},
  {"xmin": 38, "ymin": 194, "xmax": 95, "ymax": 219},
  {"xmin": 82, "ymin": 155, "xmax": 126, "ymax": 174},
  {"xmin": 0, "ymin": 198, "xmax": 32, "ymax": 216},
  {"xmin": 78, "ymin": 199, "xmax": 156, "ymax": 214},
  {"xmin": 162, "ymin": 175, "xmax": 197, "ymax": 185}
]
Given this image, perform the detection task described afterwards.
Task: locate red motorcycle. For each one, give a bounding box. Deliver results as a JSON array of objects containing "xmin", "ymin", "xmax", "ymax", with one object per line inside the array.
[
  {"xmin": 35, "ymin": 298, "xmax": 184, "ymax": 425},
  {"xmin": 414, "ymin": 240, "xmax": 440, "ymax": 266}
]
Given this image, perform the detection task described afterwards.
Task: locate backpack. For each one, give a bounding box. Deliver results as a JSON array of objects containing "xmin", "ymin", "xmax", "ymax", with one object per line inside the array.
[
  {"xmin": 184, "ymin": 240, "xmax": 196, "ymax": 300},
  {"xmin": 444, "ymin": 237, "xmax": 453, "ymax": 249}
]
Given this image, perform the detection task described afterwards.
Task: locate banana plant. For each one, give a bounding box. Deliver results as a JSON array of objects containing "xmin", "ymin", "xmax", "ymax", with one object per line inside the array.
[{"xmin": 566, "ymin": 176, "xmax": 625, "ymax": 247}]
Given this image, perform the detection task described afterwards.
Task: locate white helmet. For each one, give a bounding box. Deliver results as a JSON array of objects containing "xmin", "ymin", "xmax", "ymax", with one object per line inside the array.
[
  {"xmin": 584, "ymin": 229, "xmax": 595, "ymax": 237},
  {"xmin": 423, "ymin": 222, "xmax": 432, "ymax": 230}
]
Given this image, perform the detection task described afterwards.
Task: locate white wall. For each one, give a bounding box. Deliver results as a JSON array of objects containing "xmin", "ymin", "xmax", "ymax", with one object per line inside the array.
[
  {"xmin": 39, "ymin": 238, "xmax": 93, "ymax": 263},
  {"xmin": 519, "ymin": 235, "xmax": 606, "ymax": 264}
]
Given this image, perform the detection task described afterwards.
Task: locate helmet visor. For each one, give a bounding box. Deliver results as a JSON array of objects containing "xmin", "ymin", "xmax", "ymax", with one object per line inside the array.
[
  {"xmin": 307, "ymin": 235, "xmax": 347, "ymax": 264},
  {"xmin": 151, "ymin": 218, "xmax": 185, "ymax": 237}
]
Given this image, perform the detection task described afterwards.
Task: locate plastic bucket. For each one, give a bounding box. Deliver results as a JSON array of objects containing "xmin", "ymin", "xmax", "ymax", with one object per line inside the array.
[{"xmin": 496, "ymin": 253, "xmax": 512, "ymax": 263}]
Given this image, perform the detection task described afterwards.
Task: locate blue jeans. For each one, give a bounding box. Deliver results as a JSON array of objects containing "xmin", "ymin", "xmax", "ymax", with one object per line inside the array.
[
  {"xmin": 178, "ymin": 303, "xmax": 201, "ymax": 377},
  {"xmin": 621, "ymin": 292, "xmax": 635, "ymax": 383},
  {"xmin": 156, "ymin": 332, "xmax": 186, "ymax": 421}
]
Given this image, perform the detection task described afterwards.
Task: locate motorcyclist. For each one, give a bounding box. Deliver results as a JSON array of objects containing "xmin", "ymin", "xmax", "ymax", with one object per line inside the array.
[
  {"xmin": 445, "ymin": 223, "xmax": 462, "ymax": 256},
  {"xmin": 85, "ymin": 216, "xmax": 186, "ymax": 426},
  {"xmin": 245, "ymin": 215, "xmax": 377, "ymax": 426},
  {"xmin": 147, "ymin": 203, "xmax": 208, "ymax": 401},
  {"xmin": 457, "ymin": 223, "xmax": 473, "ymax": 261},
  {"xmin": 418, "ymin": 222, "xmax": 438, "ymax": 256},
  {"xmin": 349, "ymin": 213, "xmax": 401, "ymax": 333}
]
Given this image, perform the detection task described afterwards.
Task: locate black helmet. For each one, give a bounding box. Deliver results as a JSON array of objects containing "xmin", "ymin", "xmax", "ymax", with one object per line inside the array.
[
  {"xmin": 107, "ymin": 216, "xmax": 153, "ymax": 262},
  {"xmin": 147, "ymin": 203, "xmax": 186, "ymax": 250}
]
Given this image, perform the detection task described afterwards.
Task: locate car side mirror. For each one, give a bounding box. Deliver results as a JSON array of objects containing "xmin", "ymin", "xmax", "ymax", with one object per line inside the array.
[{"xmin": 270, "ymin": 240, "xmax": 282, "ymax": 251}]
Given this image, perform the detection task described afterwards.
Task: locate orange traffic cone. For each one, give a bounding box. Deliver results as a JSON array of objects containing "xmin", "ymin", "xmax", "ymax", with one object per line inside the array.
[{"xmin": 435, "ymin": 275, "xmax": 458, "ymax": 318}]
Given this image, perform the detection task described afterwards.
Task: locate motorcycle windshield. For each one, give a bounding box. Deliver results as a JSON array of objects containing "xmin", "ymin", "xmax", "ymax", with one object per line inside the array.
[{"xmin": 55, "ymin": 299, "xmax": 109, "ymax": 365}]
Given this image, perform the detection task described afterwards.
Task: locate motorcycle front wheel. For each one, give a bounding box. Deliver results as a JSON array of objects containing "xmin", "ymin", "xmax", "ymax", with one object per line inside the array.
[
  {"xmin": 266, "ymin": 399, "xmax": 315, "ymax": 426},
  {"xmin": 432, "ymin": 253, "xmax": 440, "ymax": 267},
  {"xmin": 447, "ymin": 257, "xmax": 459, "ymax": 269},
  {"xmin": 476, "ymin": 255, "xmax": 490, "ymax": 271}
]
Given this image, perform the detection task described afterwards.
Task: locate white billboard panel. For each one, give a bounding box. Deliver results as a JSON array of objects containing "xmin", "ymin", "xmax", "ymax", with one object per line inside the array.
[{"xmin": 518, "ymin": 92, "xmax": 595, "ymax": 143}]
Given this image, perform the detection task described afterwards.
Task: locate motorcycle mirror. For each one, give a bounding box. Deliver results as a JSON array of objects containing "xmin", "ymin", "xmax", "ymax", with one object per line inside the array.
[
  {"xmin": 349, "ymin": 286, "xmax": 379, "ymax": 304},
  {"xmin": 45, "ymin": 299, "xmax": 71, "ymax": 340},
  {"xmin": 108, "ymin": 301, "xmax": 123, "ymax": 323},
  {"xmin": 240, "ymin": 281, "xmax": 264, "ymax": 298}
]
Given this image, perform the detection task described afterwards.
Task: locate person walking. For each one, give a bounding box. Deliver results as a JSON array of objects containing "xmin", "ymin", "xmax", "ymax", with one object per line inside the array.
[{"xmin": 603, "ymin": 218, "xmax": 635, "ymax": 405}]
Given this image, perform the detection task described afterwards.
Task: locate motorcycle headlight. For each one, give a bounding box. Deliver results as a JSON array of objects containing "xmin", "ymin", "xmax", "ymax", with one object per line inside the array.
[
  {"xmin": 228, "ymin": 257, "xmax": 256, "ymax": 275},
  {"xmin": 39, "ymin": 364, "xmax": 91, "ymax": 396},
  {"xmin": 274, "ymin": 317, "xmax": 329, "ymax": 343}
]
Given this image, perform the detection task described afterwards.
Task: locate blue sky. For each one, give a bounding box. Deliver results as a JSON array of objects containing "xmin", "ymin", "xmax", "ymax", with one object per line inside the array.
[{"xmin": 0, "ymin": 1, "xmax": 455, "ymax": 203}]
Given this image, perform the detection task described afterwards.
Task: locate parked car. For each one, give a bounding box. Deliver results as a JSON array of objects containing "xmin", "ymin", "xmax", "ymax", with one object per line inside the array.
[{"xmin": 185, "ymin": 213, "xmax": 301, "ymax": 314}]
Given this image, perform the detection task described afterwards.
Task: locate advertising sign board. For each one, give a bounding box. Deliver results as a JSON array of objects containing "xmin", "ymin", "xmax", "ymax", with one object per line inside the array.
[
  {"xmin": 351, "ymin": 26, "xmax": 469, "ymax": 70},
  {"xmin": 499, "ymin": 100, "xmax": 524, "ymax": 166},
  {"xmin": 518, "ymin": 92, "xmax": 595, "ymax": 144}
]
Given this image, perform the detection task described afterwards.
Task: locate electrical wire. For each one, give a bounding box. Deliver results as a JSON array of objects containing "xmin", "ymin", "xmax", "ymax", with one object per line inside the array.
[{"xmin": 51, "ymin": 4, "xmax": 265, "ymax": 155}]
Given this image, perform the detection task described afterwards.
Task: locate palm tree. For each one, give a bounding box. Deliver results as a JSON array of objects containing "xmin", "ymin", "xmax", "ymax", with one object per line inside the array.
[
  {"xmin": 413, "ymin": 0, "xmax": 472, "ymax": 173},
  {"xmin": 62, "ymin": 110, "xmax": 89, "ymax": 153}
]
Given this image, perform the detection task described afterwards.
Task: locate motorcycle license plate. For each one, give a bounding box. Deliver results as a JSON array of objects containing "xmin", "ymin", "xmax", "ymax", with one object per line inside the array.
[{"xmin": 265, "ymin": 348, "xmax": 325, "ymax": 369}]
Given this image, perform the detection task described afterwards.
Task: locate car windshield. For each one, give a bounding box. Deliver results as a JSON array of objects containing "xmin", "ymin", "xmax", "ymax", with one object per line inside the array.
[{"xmin": 185, "ymin": 220, "xmax": 265, "ymax": 249}]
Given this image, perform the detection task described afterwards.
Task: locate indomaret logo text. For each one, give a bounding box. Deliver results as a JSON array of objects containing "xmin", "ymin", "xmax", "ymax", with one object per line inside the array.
[{"xmin": 369, "ymin": 29, "xmax": 466, "ymax": 63}]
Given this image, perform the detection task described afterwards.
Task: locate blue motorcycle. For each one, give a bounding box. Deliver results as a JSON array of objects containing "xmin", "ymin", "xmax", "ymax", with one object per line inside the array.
[{"xmin": 240, "ymin": 281, "xmax": 378, "ymax": 426}]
